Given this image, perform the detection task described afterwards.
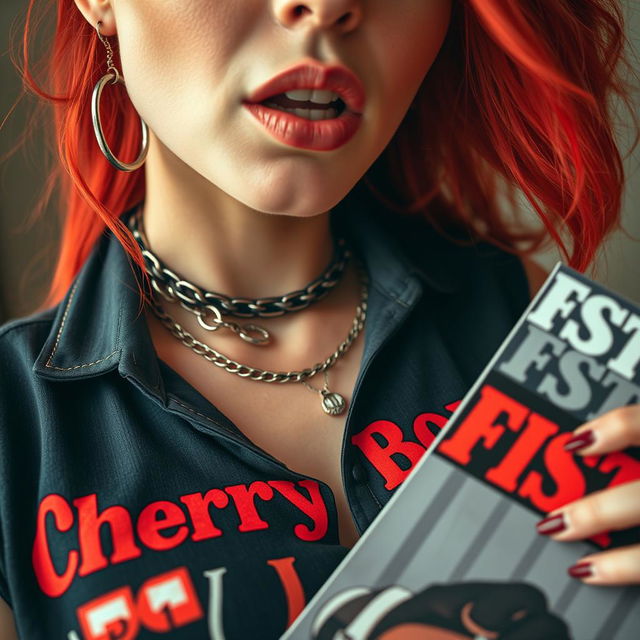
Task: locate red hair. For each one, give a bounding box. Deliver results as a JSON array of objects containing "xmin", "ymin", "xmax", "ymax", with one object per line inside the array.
[{"xmin": 3, "ymin": 0, "xmax": 638, "ymax": 311}]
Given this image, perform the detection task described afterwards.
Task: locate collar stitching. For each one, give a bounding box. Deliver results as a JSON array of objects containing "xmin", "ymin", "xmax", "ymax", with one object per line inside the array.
[
  {"xmin": 45, "ymin": 279, "xmax": 78, "ymax": 369},
  {"xmin": 365, "ymin": 482, "xmax": 383, "ymax": 509},
  {"xmin": 370, "ymin": 278, "xmax": 416, "ymax": 309},
  {"xmin": 44, "ymin": 278, "xmax": 119, "ymax": 371},
  {"xmin": 45, "ymin": 351, "xmax": 119, "ymax": 372},
  {"xmin": 170, "ymin": 395, "xmax": 235, "ymax": 433}
]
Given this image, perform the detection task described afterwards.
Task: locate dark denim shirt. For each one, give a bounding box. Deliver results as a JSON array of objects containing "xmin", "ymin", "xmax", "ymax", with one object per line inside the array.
[{"xmin": 0, "ymin": 189, "xmax": 529, "ymax": 639}]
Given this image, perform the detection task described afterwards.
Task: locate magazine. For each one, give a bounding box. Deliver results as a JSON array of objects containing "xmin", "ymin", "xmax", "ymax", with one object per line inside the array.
[{"xmin": 282, "ymin": 263, "xmax": 640, "ymax": 640}]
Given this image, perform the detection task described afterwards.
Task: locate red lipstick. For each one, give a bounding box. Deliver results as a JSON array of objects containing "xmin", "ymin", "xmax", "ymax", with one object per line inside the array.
[{"xmin": 243, "ymin": 59, "xmax": 365, "ymax": 151}]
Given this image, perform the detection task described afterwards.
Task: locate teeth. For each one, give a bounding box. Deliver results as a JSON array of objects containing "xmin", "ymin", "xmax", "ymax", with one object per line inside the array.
[
  {"xmin": 264, "ymin": 103, "xmax": 339, "ymax": 120},
  {"xmin": 294, "ymin": 107, "xmax": 338, "ymax": 120},
  {"xmin": 284, "ymin": 89, "xmax": 313, "ymax": 101},
  {"xmin": 284, "ymin": 89, "xmax": 340, "ymax": 104}
]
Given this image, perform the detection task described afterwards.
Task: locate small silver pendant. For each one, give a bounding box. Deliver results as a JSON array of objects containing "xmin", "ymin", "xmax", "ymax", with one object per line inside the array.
[{"xmin": 321, "ymin": 390, "xmax": 347, "ymax": 416}]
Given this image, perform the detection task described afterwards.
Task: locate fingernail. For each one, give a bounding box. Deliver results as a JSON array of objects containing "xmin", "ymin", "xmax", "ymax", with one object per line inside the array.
[
  {"xmin": 564, "ymin": 429, "xmax": 596, "ymax": 453},
  {"xmin": 568, "ymin": 561, "xmax": 594, "ymax": 579},
  {"xmin": 536, "ymin": 513, "xmax": 567, "ymax": 535}
]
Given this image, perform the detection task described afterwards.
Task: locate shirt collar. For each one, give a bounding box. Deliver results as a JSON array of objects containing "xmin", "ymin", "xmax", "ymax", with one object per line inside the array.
[
  {"xmin": 33, "ymin": 203, "xmax": 162, "ymax": 386},
  {"xmin": 334, "ymin": 182, "xmax": 462, "ymax": 299},
  {"xmin": 33, "ymin": 192, "xmax": 461, "ymax": 383}
]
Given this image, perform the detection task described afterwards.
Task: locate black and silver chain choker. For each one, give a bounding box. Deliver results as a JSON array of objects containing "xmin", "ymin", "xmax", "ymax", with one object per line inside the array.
[{"xmin": 127, "ymin": 206, "xmax": 352, "ymax": 320}]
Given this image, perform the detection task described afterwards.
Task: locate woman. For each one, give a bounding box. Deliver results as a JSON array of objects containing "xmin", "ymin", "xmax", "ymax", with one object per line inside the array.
[{"xmin": 0, "ymin": 0, "xmax": 638, "ymax": 638}]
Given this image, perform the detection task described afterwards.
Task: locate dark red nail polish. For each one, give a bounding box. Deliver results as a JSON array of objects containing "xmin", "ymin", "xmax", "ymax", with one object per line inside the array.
[
  {"xmin": 568, "ymin": 562, "xmax": 594, "ymax": 579},
  {"xmin": 564, "ymin": 429, "xmax": 595, "ymax": 453},
  {"xmin": 536, "ymin": 513, "xmax": 567, "ymax": 535}
]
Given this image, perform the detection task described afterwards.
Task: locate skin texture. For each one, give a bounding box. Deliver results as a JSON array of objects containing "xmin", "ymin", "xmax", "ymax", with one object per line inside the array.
[
  {"xmin": 76, "ymin": 0, "xmax": 454, "ymax": 300},
  {"xmin": 0, "ymin": 598, "xmax": 17, "ymax": 640},
  {"xmin": 1, "ymin": 3, "xmax": 637, "ymax": 635},
  {"xmin": 541, "ymin": 406, "xmax": 640, "ymax": 586},
  {"xmin": 70, "ymin": 0, "xmax": 639, "ymax": 589},
  {"xmin": 70, "ymin": 0, "xmax": 455, "ymax": 557}
]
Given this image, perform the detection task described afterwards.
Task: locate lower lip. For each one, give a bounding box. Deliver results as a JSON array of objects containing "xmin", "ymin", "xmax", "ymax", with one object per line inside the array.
[{"xmin": 242, "ymin": 102, "xmax": 362, "ymax": 151}]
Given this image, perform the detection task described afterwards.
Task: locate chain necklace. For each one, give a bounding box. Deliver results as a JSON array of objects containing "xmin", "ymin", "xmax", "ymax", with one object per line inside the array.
[
  {"xmin": 148, "ymin": 258, "xmax": 369, "ymax": 416},
  {"xmin": 128, "ymin": 206, "xmax": 352, "ymax": 319}
]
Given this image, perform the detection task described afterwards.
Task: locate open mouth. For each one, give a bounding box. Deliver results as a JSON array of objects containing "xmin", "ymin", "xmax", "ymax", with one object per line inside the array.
[{"xmin": 259, "ymin": 89, "xmax": 347, "ymax": 121}]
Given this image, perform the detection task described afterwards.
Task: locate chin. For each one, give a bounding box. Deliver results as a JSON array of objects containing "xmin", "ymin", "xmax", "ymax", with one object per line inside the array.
[{"xmin": 238, "ymin": 183, "xmax": 353, "ymax": 219}]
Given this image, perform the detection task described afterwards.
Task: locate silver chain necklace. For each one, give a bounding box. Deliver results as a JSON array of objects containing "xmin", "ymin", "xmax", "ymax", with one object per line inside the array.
[{"xmin": 138, "ymin": 216, "xmax": 369, "ymax": 417}]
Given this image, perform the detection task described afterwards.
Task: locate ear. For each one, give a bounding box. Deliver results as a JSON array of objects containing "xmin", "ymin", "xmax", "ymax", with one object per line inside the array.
[{"xmin": 72, "ymin": 0, "xmax": 116, "ymax": 36}]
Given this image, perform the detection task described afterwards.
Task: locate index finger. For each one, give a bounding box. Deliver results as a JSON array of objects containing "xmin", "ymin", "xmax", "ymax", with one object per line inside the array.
[{"xmin": 564, "ymin": 405, "xmax": 640, "ymax": 456}]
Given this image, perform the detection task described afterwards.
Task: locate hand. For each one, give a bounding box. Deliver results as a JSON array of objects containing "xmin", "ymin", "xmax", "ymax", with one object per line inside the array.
[{"xmin": 535, "ymin": 404, "xmax": 640, "ymax": 586}]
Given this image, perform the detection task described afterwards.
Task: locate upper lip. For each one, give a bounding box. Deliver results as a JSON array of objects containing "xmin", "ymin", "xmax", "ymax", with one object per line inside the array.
[{"xmin": 244, "ymin": 59, "xmax": 366, "ymax": 114}]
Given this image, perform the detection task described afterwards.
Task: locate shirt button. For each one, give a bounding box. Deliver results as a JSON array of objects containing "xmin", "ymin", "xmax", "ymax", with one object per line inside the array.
[{"xmin": 351, "ymin": 463, "xmax": 366, "ymax": 483}]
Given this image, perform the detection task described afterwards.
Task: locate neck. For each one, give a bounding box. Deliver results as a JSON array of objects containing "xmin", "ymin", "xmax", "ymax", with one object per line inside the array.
[
  {"xmin": 141, "ymin": 148, "xmax": 335, "ymax": 300},
  {"xmin": 137, "ymin": 136, "xmax": 367, "ymax": 373}
]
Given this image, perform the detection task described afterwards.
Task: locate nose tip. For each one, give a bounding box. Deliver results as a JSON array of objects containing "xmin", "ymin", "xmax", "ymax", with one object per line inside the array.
[{"xmin": 273, "ymin": 0, "xmax": 363, "ymax": 33}]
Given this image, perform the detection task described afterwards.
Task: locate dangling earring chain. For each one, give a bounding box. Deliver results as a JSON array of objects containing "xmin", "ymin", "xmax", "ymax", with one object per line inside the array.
[{"xmin": 96, "ymin": 21, "xmax": 121, "ymax": 85}]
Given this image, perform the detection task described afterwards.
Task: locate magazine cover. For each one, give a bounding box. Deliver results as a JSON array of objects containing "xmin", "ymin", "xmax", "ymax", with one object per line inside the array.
[{"xmin": 282, "ymin": 263, "xmax": 640, "ymax": 640}]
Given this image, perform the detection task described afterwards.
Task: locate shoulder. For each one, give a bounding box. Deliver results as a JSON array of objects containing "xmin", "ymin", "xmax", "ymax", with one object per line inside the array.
[
  {"xmin": 0, "ymin": 310, "xmax": 60, "ymax": 480},
  {"xmin": 341, "ymin": 186, "xmax": 539, "ymax": 312},
  {"xmin": 0, "ymin": 307, "xmax": 59, "ymax": 372},
  {"xmin": 0, "ymin": 306, "xmax": 62, "ymax": 429},
  {"xmin": 387, "ymin": 212, "xmax": 533, "ymax": 306},
  {"xmin": 0, "ymin": 227, "xmax": 121, "ymax": 379},
  {"xmin": 0, "ymin": 310, "xmax": 62, "ymax": 608}
]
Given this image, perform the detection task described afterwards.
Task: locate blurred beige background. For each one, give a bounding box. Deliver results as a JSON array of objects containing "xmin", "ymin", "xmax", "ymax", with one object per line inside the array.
[{"xmin": 0, "ymin": 1, "xmax": 638, "ymax": 323}]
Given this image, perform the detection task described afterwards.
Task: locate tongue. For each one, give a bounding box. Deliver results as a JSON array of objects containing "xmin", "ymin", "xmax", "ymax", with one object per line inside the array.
[{"xmin": 263, "ymin": 93, "xmax": 335, "ymax": 110}]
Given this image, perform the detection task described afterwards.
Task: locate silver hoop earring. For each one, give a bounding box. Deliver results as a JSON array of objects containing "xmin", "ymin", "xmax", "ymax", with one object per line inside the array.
[{"xmin": 91, "ymin": 21, "xmax": 149, "ymax": 172}]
